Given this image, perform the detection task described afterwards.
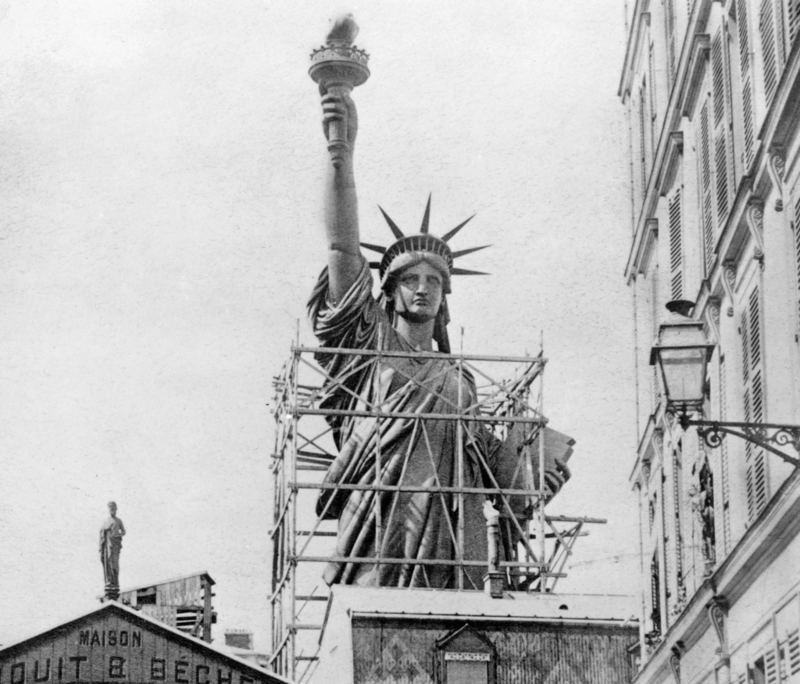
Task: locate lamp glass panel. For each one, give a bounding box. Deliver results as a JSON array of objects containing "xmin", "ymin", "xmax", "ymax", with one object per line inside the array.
[{"xmin": 659, "ymin": 347, "xmax": 706, "ymax": 404}]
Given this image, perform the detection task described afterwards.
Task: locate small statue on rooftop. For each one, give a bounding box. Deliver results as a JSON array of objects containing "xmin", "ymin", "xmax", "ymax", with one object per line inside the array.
[{"xmin": 100, "ymin": 501, "xmax": 126, "ymax": 601}]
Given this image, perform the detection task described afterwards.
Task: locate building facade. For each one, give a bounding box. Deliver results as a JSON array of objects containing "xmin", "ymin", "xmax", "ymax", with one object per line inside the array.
[{"xmin": 620, "ymin": 0, "xmax": 800, "ymax": 683}]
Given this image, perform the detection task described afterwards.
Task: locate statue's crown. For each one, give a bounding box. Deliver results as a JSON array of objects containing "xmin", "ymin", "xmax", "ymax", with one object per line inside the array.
[{"xmin": 360, "ymin": 195, "xmax": 490, "ymax": 288}]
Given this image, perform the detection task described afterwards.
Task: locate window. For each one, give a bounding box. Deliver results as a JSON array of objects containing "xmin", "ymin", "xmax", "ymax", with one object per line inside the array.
[
  {"xmin": 711, "ymin": 29, "xmax": 733, "ymax": 226},
  {"xmin": 741, "ymin": 287, "xmax": 768, "ymax": 521},
  {"xmin": 669, "ymin": 188, "xmax": 684, "ymax": 300},
  {"xmin": 650, "ymin": 551, "xmax": 662, "ymax": 634},
  {"xmin": 699, "ymin": 101, "xmax": 715, "ymax": 274},
  {"xmin": 736, "ymin": 0, "xmax": 756, "ymax": 169},
  {"xmin": 787, "ymin": 0, "xmax": 800, "ymax": 48},
  {"xmin": 759, "ymin": 0, "xmax": 785, "ymax": 109}
]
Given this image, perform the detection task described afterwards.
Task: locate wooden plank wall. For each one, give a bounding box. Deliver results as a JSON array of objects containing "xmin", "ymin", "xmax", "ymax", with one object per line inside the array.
[
  {"xmin": 157, "ymin": 577, "xmax": 202, "ymax": 608},
  {"xmin": 351, "ymin": 619, "xmax": 638, "ymax": 684},
  {"xmin": 0, "ymin": 612, "xmax": 269, "ymax": 684}
]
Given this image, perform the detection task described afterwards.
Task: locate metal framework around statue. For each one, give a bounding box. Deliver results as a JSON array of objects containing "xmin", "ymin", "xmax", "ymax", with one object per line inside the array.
[{"xmin": 268, "ymin": 344, "xmax": 605, "ymax": 683}]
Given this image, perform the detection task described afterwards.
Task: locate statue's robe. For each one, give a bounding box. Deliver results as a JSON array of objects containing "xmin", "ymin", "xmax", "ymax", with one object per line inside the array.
[{"xmin": 309, "ymin": 259, "xmax": 496, "ymax": 588}]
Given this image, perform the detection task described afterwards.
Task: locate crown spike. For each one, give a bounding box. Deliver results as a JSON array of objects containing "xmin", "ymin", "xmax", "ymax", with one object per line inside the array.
[
  {"xmin": 360, "ymin": 242, "xmax": 386, "ymax": 254},
  {"xmin": 378, "ymin": 206, "xmax": 405, "ymax": 239},
  {"xmin": 451, "ymin": 267, "xmax": 489, "ymax": 276},
  {"xmin": 441, "ymin": 214, "xmax": 476, "ymax": 242},
  {"xmin": 452, "ymin": 244, "xmax": 491, "ymax": 259},
  {"xmin": 420, "ymin": 193, "xmax": 432, "ymax": 234}
]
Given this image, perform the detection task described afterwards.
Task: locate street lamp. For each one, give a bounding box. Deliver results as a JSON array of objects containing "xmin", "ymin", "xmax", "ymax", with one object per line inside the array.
[{"xmin": 650, "ymin": 300, "xmax": 800, "ymax": 468}]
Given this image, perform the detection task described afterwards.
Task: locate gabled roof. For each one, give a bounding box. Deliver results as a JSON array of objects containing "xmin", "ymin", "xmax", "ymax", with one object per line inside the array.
[{"xmin": 0, "ymin": 601, "xmax": 290, "ymax": 684}]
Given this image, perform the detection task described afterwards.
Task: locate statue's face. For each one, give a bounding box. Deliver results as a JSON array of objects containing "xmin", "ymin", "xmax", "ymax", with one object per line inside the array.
[
  {"xmin": 108, "ymin": 502, "xmax": 117, "ymax": 516},
  {"xmin": 392, "ymin": 261, "xmax": 444, "ymax": 322}
]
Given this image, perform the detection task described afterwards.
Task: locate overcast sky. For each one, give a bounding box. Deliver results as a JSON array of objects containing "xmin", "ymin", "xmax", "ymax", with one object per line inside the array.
[{"xmin": 0, "ymin": 0, "xmax": 638, "ymax": 652}]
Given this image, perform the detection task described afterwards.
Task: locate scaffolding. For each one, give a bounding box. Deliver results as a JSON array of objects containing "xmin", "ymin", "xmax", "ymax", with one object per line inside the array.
[{"xmin": 269, "ymin": 344, "xmax": 605, "ymax": 682}]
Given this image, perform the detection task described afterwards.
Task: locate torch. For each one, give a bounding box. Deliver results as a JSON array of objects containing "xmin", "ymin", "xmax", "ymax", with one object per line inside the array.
[{"xmin": 309, "ymin": 14, "xmax": 370, "ymax": 167}]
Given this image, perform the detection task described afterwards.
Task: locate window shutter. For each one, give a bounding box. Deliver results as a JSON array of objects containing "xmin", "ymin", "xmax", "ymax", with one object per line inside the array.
[
  {"xmin": 669, "ymin": 189, "xmax": 684, "ymax": 300},
  {"xmin": 650, "ymin": 551, "xmax": 662, "ymax": 631},
  {"xmin": 712, "ymin": 33, "xmax": 727, "ymax": 125},
  {"xmin": 760, "ymin": 0, "xmax": 782, "ymax": 108},
  {"xmin": 712, "ymin": 31, "xmax": 732, "ymax": 224},
  {"xmin": 672, "ymin": 447, "xmax": 685, "ymax": 595},
  {"xmin": 794, "ymin": 198, "xmax": 800, "ymax": 323},
  {"xmin": 766, "ymin": 648, "xmax": 780, "ymax": 684},
  {"xmin": 737, "ymin": 0, "xmax": 756, "ymax": 168},
  {"xmin": 789, "ymin": 630, "xmax": 800, "ymax": 678},
  {"xmin": 719, "ymin": 356, "xmax": 731, "ymax": 553},
  {"xmin": 789, "ymin": 0, "xmax": 800, "ymax": 47},
  {"xmin": 742, "ymin": 287, "xmax": 767, "ymax": 521},
  {"xmin": 701, "ymin": 102, "xmax": 715, "ymax": 274},
  {"xmin": 715, "ymin": 136, "xmax": 730, "ymax": 222},
  {"xmin": 660, "ymin": 470, "xmax": 674, "ymax": 626}
]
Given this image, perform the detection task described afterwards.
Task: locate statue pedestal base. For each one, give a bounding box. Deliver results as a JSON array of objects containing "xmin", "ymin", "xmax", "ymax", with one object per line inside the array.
[{"xmin": 483, "ymin": 571, "xmax": 506, "ymax": 599}]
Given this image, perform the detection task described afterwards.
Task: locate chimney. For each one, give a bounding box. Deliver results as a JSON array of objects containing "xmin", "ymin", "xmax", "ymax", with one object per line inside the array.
[{"xmin": 224, "ymin": 630, "xmax": 253, "ymax": 650}]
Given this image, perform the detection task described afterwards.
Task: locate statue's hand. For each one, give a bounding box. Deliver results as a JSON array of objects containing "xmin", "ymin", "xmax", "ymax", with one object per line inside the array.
[{"xmin": 321, "ymin": 87, "xmax": 358, "ymax": 150}]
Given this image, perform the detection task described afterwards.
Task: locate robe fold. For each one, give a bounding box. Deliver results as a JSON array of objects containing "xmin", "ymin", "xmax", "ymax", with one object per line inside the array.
[{"xmin": 309, "ymin": 259, "xmax": 495, "ymax": 588}]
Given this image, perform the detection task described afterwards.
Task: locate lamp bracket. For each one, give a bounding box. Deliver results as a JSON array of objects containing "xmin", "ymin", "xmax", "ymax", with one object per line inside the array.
[{"xmin": 684, "ymin": 419, "xmax": 800, "ymax": 468}]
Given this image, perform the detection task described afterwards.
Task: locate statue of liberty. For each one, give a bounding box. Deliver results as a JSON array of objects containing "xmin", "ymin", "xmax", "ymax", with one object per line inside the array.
[{"xmin": 308, "ymin": 16, "xmax": 572, "ymax": 590}]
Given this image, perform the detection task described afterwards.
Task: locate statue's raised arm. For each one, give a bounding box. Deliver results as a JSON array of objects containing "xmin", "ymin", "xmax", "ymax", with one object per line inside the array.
[
  {"xmin": 310, "ymin": 14, "xmax": 370, "ymax": 302},
  {"xmin": 321, "ymin": 88, "xmax": 361, "ymax": 301}
]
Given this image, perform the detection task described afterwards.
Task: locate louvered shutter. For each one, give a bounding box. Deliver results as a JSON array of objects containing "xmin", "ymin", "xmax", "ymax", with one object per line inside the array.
[
  {"xmin": 669, "ymin": 189, "xmax": 684, "ymax": 300},
  {"xmin": 788, "ymin": 0, "xmax": 800, "ymax": 47},
  {"xmin": 766, "ymin": 647, "xmax": 780, "ymax": 684},
  {"xmin": 737, "ymin": 0, "xmax": 757, "ymax": 169},
  {"xmin": 789, "ymin": 630, "xmax": 800, "ymax": 680},
  {"xmin": 719, "ymin": 356, "xmax": 732, "ymax": 553},
  {"xmin": 672, "ymin": 446, "xmax": 685, "ymax": 598},
  {"xmin": 742, "ymin": 287, "xmax": 768, "ymax": 521},
  {"xmin": 760, "ymin": 0, "xmax": 783, "ymax": 109},
  {"xmin": 712, "ymin": 31, "xmax": 733, "ymax": 224},
  {"xmin": 660, "ymin": 469, "xmax": 674, "ymax": 626},
  {"xmin": 794, "ymin": 198, "xmax": 800, "ymax": 324},
  {"xmin": 650, "ymin": 552, "xmax": 662, "ymax": 631},
  {"xmin": 700, "ymin": 102, "xmax": 715, "ymax": 274}
]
